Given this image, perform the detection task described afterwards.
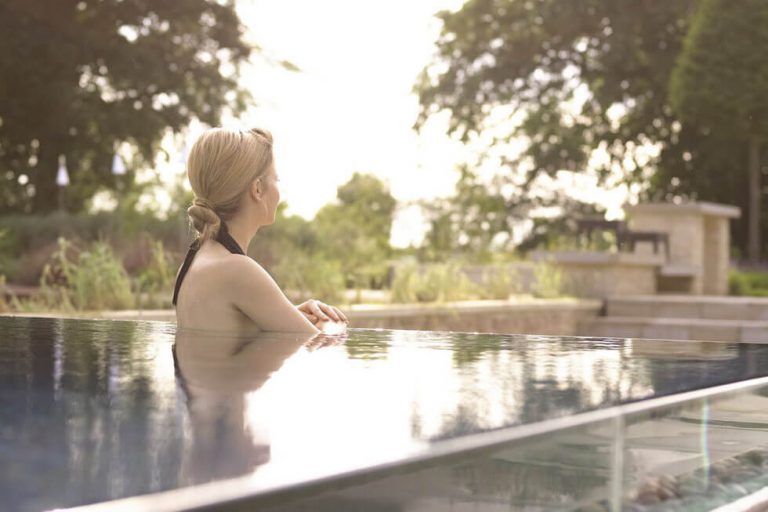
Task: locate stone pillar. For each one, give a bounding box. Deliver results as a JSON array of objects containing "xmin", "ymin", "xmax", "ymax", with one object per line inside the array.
[{"xmin": 625, "ymin": 202, "xmax": 740, "ymax": 295}]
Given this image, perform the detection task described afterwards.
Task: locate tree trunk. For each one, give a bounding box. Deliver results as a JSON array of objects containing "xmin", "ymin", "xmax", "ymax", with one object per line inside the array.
[
  {"xmin": 748, "ymin": 134, "xmax": 762, "ymax": 264},
  {"xmin": 32, "ymin": 140, "xmax": 61, "ymax": 213}
]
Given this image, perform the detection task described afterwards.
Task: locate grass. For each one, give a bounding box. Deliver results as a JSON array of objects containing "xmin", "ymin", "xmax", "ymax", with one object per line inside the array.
[{"xmin": 729, "ymin": 269, "xmax": 768, "ymax": 297}]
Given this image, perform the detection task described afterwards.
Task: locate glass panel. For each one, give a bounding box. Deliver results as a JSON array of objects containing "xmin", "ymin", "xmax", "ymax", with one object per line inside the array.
[
  {"xmin": 619, "ymin": 386, "xmax": 768, "ymax": 511},
  {"xmin": 260, "ymin": 419, "xmax": 616, "ymax": 512}
]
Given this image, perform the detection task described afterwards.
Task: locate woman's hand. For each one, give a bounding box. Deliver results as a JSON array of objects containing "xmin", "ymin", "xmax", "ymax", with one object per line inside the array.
[{"xmin": 297, "ymin": 299, "xmax": 348, "ymax": 326}]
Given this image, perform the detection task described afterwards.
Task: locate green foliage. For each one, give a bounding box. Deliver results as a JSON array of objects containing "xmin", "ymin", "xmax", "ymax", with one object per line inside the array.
[
  {"xmin": 253, "ymin": 174, "xmax": 396, "ymax": 301},
  {"xmin": 420, "ymin": 166, "xmax": 524, "ymax": 262},
  {"xmin": 0, "ymin": 0, "xmax": 256, "ymax": 214},
  {"xmin": 416, "ymin": 0, "xmax": 693, "ymax": 182},
  {"xmin": 0, "ymin": 228, "xmax": 18, "ymax": 279},
  {"xmin": 135, "ymin": 237, "xmax": 175, "ymax": 309},
  {"xmin": 532, "ymin": 261, "xmax": 566, "ymax": 299},
  {"xmin": 0, "ymin": 275, "xmax": 8, "ymax": 313},
  {"xmin": 390, "ymin": 264, "xmax": 421, "ymax": 304},
  {"xmin": 0, "ymin": 211, "xmax": 188, "ymax": 284},
  {"xmin": 271, "ymin": 253, "xmax": 345, "ymax": 305},
  {"xmin": 73, "ymin": 241, "xmax": 135, "ymax": 310},
  {"xmin": 670, "ymin": 0, "xmax": 768, "ymax": 138},
  {"xmin": 414, "ymin": 0, "xmax": 768, "ymax": 258},
  {"xmin": 669, "ymin": 0, "xmax": 768, "ymax": 261},
  {"xmin": 476, "ymin": 264, "xmax": 518, "ymax": 300},
  {"xmin": 391, "ymin": 262, "xmax": 476, "ymax": 304},
  {"xmin": 26, "ymin": 238, "xmax": 134, "ymax": 311},
  {"xmin": 313, "ymin": 173, "xmax": 396, "ymax": 289},
  {"xmin": 729, "ymin": 270, "xmax": 768, "ymax": 297},
  {"xmin": 251, "ymin": 203, "xmax": 317, "ymax": 270}
]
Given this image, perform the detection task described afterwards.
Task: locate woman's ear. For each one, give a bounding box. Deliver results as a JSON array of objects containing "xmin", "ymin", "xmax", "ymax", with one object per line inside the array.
[{"xmin": 250, "ymin": 178, "xmax": 263, "ymax": 201}]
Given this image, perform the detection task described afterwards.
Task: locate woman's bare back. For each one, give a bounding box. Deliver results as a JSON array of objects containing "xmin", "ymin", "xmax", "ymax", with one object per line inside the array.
[
  {"xmin": 174, "ymin": 241, "xmax": 262, "ymax": 334},
  {"xmin": 174, "ymin": 238, "xmax": 326, "ymax": 334}
]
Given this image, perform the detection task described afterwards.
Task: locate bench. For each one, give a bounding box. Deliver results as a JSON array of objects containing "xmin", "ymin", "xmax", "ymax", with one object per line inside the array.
[{"xmin": 576, "ymin": 218, "xmax": 670, "ymax": 260}]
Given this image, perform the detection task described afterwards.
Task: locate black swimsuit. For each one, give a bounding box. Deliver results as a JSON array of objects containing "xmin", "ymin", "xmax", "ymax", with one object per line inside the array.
[{"xmin": 172, "ymin": 223, "xmax": 245, "ymax": 306}]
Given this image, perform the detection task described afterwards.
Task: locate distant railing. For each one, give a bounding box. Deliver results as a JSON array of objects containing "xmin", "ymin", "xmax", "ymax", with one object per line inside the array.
[{"xmin": 576, "ymin": 218, "xmax": 670, "ymax": 260}]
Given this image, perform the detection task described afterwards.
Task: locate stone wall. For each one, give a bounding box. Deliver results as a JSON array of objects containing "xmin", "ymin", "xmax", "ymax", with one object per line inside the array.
[
  {"xmin": 347, "ymin": 299, "xmax": 602, "ymax": 335},
  {"xmin": 626, "ymin": 202, "xmax": 740, "ymax": 295},
  {"xmin": 532, "ymin": 251, "xmax": 662, "ymax": 298}
]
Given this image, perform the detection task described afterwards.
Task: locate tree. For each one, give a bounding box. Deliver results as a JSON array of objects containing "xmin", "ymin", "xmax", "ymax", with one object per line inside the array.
[
  {"xmin": 420, "ymin": 165, "xmax": 530, "ymax": 261},
  {"xmin": 314, "ymin": 173, "xmax": 396, "ymax": 289},
  {"xmin": 420, "ymin": 165, "xmax": 605, "ymax": 260},
  {"xmin": 416, "ymin": 0, "xmax": 694, "ymax": 183},
  {"xmin": 249, "ymin": 203, "xmax": 317, "ymax": 270},
  {"xmin": 415, "ymin": 1, "xmax": 768, "ymax": 256},
  {"xmin": 669, "ymin": 0, "xmax": 768, "ymax": 263},
  {"xmin": 0, "ymin": 0, "xmax": 254, "ymax": 214}
]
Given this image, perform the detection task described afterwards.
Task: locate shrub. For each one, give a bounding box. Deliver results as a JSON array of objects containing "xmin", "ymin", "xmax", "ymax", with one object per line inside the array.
[
  {"xmin": 477, "ymin": 264, "xmax": 519, "ymax": 300},
  {"xmin": 135, "ymin": 237, "xmax": 176, "ymax": 309},
  {"xmin": 26, "ymin": 238, "xmax": 135, "ymax": 311},
  {"xmin": 729, "ymin": 270, "xmax": 768, "ymax": 297},
  {"xmin": 0, "ymin": 211, "xmax": 189, "ymax": 284},
  {"xmin": 532, "ymin": 261, "xmax": 566, "ymax": 299},
  {"xmin": 390, "ymin": 264, "xmax": 420, "ymax": 303},
  {"xmin": 0, "ymin": 228, "xmax": 18, "ymax": 279},
  {"xmin": 271, "ymin": 253, "xmax": 345, "ymax": 305},
  {"xmin": 0, "ymin": 275, "xmax": 9, "ymax": 313},
  {"xmin": 71, "ymin": 240, "xmax": 135, "ymax": 310},
  {"xmin": 390, "ymin": 262, "xmax": 477, "ymax": 304}
]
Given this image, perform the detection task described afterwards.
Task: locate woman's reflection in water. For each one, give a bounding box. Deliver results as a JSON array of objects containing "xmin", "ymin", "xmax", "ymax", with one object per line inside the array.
[{"xmin": 173, "ymin": 328, "xmax": 347, "ymax": 484}]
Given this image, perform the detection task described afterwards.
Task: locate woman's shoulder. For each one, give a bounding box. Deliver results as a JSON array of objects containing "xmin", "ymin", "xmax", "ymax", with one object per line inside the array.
[
  {"xmin": 186, "ymin": 246, "xmax": 266, "ymax": 287},
  {"xmin": 215, "ymin": 253, "xmax": 274, "ymax": 289}
]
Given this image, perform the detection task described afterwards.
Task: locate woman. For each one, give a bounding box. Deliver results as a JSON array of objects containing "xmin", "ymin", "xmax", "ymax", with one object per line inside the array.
[{"xmin": 173, "ymin": 127, "xmax": 348, "ymax": 334}]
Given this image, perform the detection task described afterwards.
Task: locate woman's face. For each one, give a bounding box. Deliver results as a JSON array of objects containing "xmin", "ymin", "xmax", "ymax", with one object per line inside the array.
[{"xmin": 260, "ymin": 163, "xmax": 281, "ymax": 224}]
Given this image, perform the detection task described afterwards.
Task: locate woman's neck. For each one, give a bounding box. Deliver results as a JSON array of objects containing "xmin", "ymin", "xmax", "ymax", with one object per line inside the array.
[{"xmin": 225, "ymin": 217, "xmax": 258, "ymax": 254}]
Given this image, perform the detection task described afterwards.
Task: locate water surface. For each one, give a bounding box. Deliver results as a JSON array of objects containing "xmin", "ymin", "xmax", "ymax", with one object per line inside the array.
[{"xmin": 2, "ymin": 316, "xmax": 768, "ymax": 511}]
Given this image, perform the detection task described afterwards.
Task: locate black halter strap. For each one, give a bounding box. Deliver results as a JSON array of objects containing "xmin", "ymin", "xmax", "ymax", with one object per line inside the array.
[{"xmin": 172, "ymin": 223, "xmax": 245, "ymax": 306}]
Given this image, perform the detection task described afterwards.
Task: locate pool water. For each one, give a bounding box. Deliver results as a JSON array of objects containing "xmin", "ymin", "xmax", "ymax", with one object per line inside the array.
[{"xmin": 2, "ymin": 316, "xmax": 768, "ymax": 511}]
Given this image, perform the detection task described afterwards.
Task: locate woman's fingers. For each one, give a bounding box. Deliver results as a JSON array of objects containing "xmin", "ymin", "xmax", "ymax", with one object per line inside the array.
[
  {"xmin": 322, "ymin": 304, "xmax": 347, "ymax": 323},
  {"xmin": 310, "ymin": 301, "xmax": 331, "ymax": 321},
  {"xmin": 331, "ymin": 305, "xmax": 348, "ymax": 323},
  {"xmin": 300, "ymin": 299, "xmax": 347, "ymax": 323},
  {"xmin": 317, "ymin": 302, "xmax": 340, "ymax": 322}
]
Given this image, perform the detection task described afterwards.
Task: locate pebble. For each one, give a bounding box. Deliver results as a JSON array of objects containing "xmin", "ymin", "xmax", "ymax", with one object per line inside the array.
[{"xmin": 577, "ymin": 450, "xmax": 768, "ymax": 511}]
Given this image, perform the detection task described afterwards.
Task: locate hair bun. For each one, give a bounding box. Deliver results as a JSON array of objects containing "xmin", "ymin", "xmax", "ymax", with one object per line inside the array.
[
  {"xmin": 192, "ymin": 197, "xmax": 216, "ymax": 211},
  {"xmin": 188, "ymin": 197, "xmax": 221, "ymax": 241}
]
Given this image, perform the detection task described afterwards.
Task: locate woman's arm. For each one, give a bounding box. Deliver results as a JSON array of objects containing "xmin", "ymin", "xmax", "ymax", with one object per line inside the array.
[{"xmin": 226, "ymin": 257, "xmax": 320, "ymax": 334}]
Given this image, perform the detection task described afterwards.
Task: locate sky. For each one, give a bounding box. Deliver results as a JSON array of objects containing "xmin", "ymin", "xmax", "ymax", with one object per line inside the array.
[
  {"xmin": 138, "ymin": 0, "xmax": 635, "ymax": 247},
  {"xmin": 231, "ymin": 0, "xmax": 470, "ymax": 247}
]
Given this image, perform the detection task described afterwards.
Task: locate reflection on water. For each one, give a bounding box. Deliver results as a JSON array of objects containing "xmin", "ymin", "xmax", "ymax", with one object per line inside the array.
[
  {"xmin": 2, "ymin": 317, "xmax": 768, "ymax": 511},
  {"xmin": 173, "ymin": 328, "xmax": 343, "ymax": 484}
]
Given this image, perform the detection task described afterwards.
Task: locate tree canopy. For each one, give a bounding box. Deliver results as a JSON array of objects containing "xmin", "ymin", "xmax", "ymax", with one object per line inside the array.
[
  {"xmin": 0, "ymin": 0, "xmax": 253, "ymax": 214},
  {"xmin": 251, "ymin": 173, "xmax": 397, "ymax": 295},
  {"xmin": 415, "ymin": 0, "xmax": 768, "ymax": 257},
  {"xmin": 670, "ymin": 0, "xmax": 768, "ymax": 139},
  {"xmin": 416, "ymin": 0, "xmax": 693, "ymax": 178},
  {"xmin": 314, "ymin": 172, "xmax": 396, "ymax": 288},
  {"xmin": 669, "ymin": 0, "xmax": 768, "ymax": 261}
]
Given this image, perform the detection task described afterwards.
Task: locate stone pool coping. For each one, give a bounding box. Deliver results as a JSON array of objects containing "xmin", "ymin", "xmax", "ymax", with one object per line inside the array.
[{"xmin": 1, "ymin": 297, "xmax": 602, "ymax": 336}]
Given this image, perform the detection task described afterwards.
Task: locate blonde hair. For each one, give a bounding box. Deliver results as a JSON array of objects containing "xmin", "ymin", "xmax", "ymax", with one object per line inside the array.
[{"xmin": 186, "ymin": 128, "xmax": 273, "ymax": 243}]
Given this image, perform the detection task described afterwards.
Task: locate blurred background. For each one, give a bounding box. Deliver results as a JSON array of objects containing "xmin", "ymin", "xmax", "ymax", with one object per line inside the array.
[{"xmin": 2, "ymin": 0, "xmax": 768, "ymax": 314}]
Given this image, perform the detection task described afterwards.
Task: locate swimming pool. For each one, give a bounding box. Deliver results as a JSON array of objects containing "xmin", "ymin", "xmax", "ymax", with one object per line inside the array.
[{"xmin": 2, "ymin": 316, "xmax": 768, "ymax": 511}]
